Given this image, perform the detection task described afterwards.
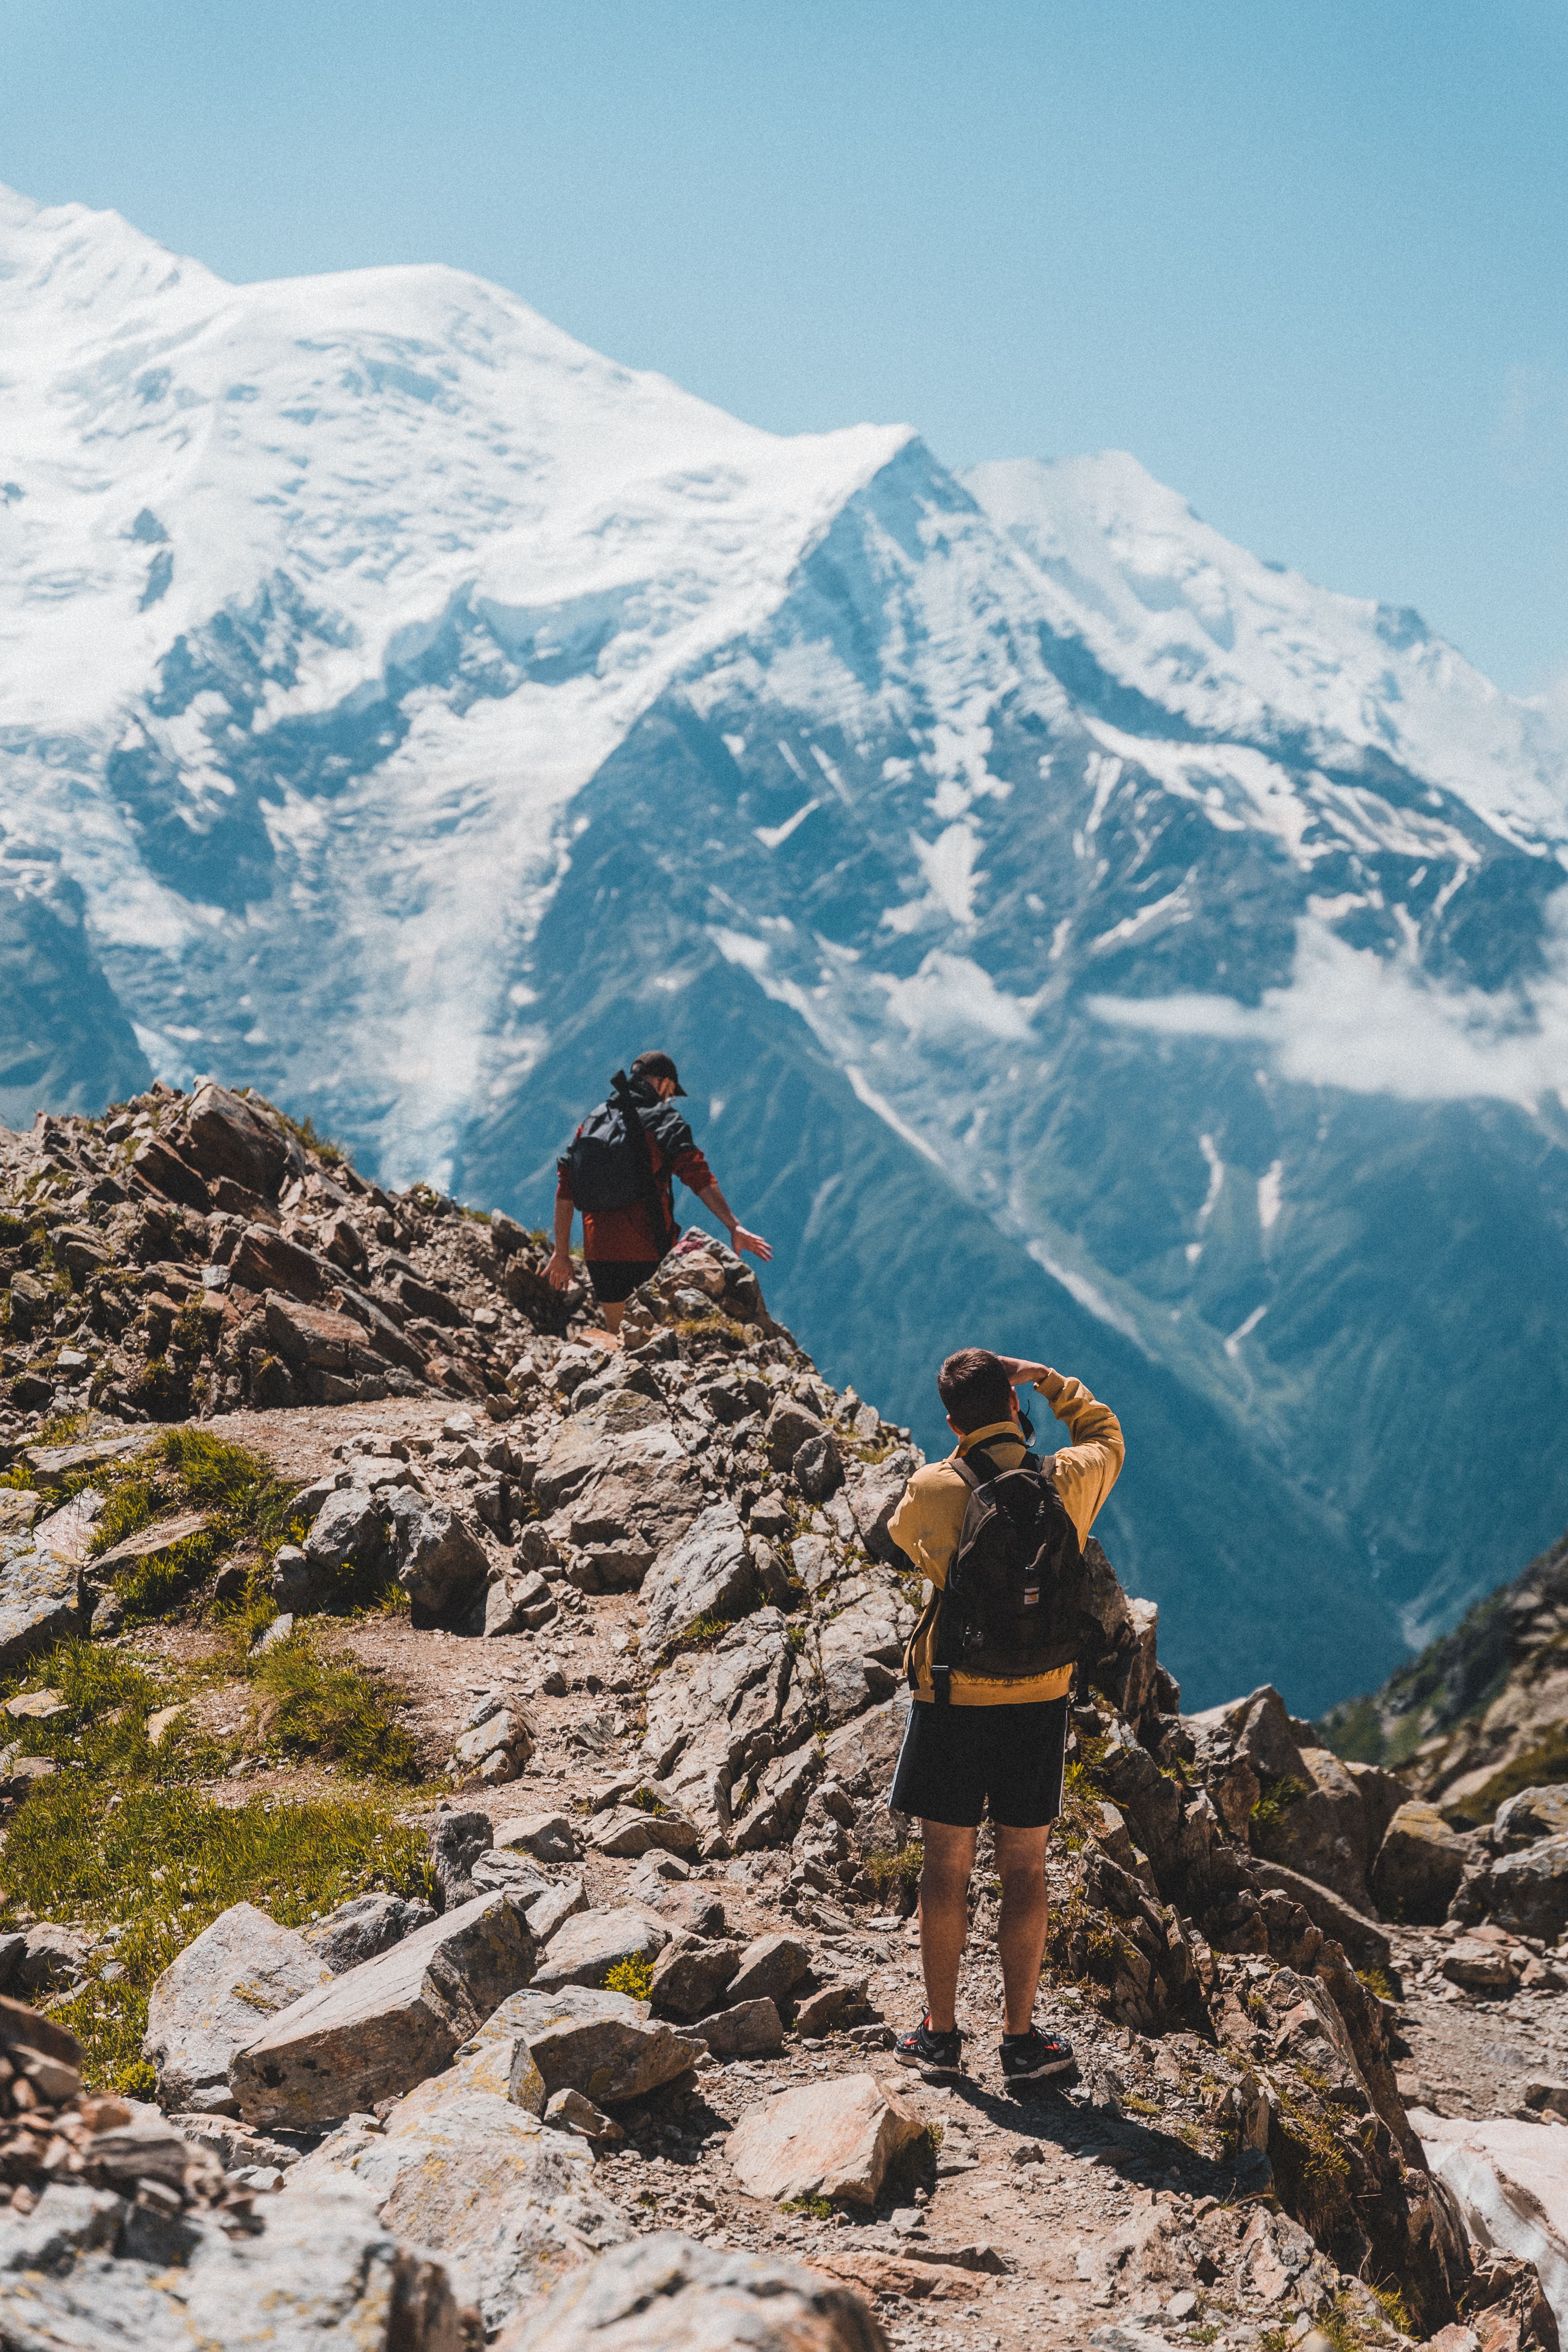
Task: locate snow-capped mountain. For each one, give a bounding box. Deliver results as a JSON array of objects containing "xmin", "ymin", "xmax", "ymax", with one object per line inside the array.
[{"xmin": 4, "ymin": 184, "xmax": 1567, "ymax": 1710}]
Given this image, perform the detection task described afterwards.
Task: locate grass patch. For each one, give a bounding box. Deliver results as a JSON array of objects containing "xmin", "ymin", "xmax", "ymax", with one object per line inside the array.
[
  {"xmin": 248, "ymin": 1629, "xmax": 423, "ymax": 1782},
  {"xmin": 780, "ymin": 2194, "xmax": 833, "ymax": 2220},
  {"xmin": 2, "ymin": 1773, "xmax": 431, "ymax": 2092},
  {"xmin": 1357, "ymin": 1965, "xmax": 1396, "ymax": 2002},
  {"xmin": 605, "ymin": 1953, "xmax": 654, "ymax": 2000},
  {"xmin": 79, "ymin": 1429, "xmax": 303, "ymax": 1624}
]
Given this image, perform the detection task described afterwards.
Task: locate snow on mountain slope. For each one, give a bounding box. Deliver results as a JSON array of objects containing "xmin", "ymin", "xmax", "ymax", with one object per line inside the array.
[
  {"xmin": 966, "ymin": 452, "xmax": 1568, "ymax": 848},
  {"xmin": 3, "ymin": 185, "xmax": 1568, "ymax": 1707}
]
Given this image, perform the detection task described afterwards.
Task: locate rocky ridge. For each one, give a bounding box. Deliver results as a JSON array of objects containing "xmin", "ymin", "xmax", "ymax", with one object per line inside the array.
[{"xmin": 0, "ymin": 1088, "xmax": 1564, "ymax": 2350}]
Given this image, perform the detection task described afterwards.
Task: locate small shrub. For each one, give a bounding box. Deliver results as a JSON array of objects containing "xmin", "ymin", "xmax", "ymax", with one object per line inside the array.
[
  {"xmin": 864, "ymin": 1842, "xmax": 924, "ymax": 1901},
  {"xmin": 1357, "ymin": 1965, "xmax": 1395, "ymax": 2002},
  {"xmin": 1249, "ymin": 1773, "xmax": 1309, "ymax": 1852},
  {"xmin": 780, "ymin": 2194, "xmax": 833, "ymax": 2220},
  {"xmin": 604, "ymin": 1953, "xmax": 654, "ymax": 2000}
]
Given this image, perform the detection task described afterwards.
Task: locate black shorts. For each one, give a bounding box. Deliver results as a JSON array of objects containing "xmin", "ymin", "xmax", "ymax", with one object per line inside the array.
[
  {"xmin": 890, "ymin": 1695, "xmax": 1069, "ymax": 1830},
  {"xmin": 585, "ymin": 1258, "xmax": 662, "ymax": 1306}
]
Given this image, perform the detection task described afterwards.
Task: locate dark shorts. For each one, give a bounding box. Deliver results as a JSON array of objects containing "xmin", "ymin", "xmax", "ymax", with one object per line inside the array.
[
  {"xmin": 585, "ymin": 1258, "xmax": 662, "ymax": 1306},
  {"xmin": 890, "ymin": 1694, "xmax": 1069, "ymax": 1830}
]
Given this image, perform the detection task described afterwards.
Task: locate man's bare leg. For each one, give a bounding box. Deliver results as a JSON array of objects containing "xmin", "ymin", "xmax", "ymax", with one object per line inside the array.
[
  {"xmin": 994, "ymin": 1823, "xmax": 1052, "ymax": 2034},
  {"xmin": 598, "ymin": 1299, "xmax": 625, "ymax": 1335},
  {"xmin": 917, "ymin": 1821, "xmax": 977, "ymax": 2033}
]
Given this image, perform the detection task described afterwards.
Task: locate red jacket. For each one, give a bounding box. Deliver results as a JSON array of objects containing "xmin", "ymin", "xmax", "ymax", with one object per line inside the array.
[{"xmin": 556, "ymin": 1123, "xmax": 713, "ymax": 1263}]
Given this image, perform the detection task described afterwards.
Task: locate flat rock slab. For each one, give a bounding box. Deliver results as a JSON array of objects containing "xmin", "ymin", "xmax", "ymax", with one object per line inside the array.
[
  {"xmin": 532, "ymin": 1908, "xmax": 670, "ymax": 1993},
  {"xmin": 144, "ymin": 1901, "xmax": 330, "ymax": 2107},
  {"xmin": 230, "ymin": 1890, "xmax": 534, "ymax": 2128},
  {"xmin": 815, "ymin": 2248, "xmax": 982, "ymax": 2301},
  {"xmin": 287, "ymin": 2076, "xmax": 626, "ymax": 2338},
  {"xmin": 0, "ymin": 1545, "xmax": 83, "ymax": 1676},
  {"xmin": 476, "ymin": 1984, "xmax": 700, "ymax": 2106},
  {"xmin": 93, "ymin": 1510, "xmax": 209, "ymax": 1571},
  {"xmin": 1417, "ymin": 2112, "xmax": 1568, "ymax": 2337},
  {"xmin": 726, "ymin": 2070, "xmax": 924, "ymax": 2208},
  {"xmin": 494, "ymin": 2226, "xmax": 890, "ymax": 2352}
]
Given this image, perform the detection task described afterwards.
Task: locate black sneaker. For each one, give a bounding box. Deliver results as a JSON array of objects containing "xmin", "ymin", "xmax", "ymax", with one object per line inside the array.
[
  {"xmin": 999, "ymin": 2024, "xmax": 1076, "ymax": 2083},
  {"xmin": 894, "ymin": 2016, "xmax": 965, "ymax": 2076}
]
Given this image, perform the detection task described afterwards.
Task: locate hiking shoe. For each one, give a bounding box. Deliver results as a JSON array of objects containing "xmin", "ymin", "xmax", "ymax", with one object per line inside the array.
[
  {"xmin": 999, "ymin": 2024, "xmax": 1076, "ymax": 2083},
  {"xmin": 894, "ymin": 2016, "xmax": 964, "ymax": 2075}
]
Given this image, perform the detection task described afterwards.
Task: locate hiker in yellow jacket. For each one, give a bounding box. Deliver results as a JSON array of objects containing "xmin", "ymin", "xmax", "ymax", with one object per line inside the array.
[{"xmin": 888, "ymin": 1347, "xmax": 1124, "ymax": 2087}]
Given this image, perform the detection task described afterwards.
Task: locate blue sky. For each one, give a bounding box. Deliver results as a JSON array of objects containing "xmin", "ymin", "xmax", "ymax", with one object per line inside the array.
[{"xmin": 6, "ymin": 0, "xmax": 1566, "ymax": 694}]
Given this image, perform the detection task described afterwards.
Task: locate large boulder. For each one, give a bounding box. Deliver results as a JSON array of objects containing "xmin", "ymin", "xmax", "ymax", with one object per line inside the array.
[
  {"xmin": 304, "ymin": 1485, "xmax": 386, "ymax": 1577},
  {"xmin": 495, "ymin": 2229, "xmax": 887, "ymax": 2352},
  {"xmin": 640, "ymin": 1609, "xmax": 792, "ymax": 1800},
  {"xmin": 182, "ymin": 1081, "xmax": 291, "ymax": 1196},
  {"xmin": 1370, "ymin": 1802, "xmax": 1472, "ymax": 1924},
  {"xmin": 385, "ymin": 1490, "xmax": 491, "ymax": 1622},
  {"xmin": 1256, "ymin": 1745, "xmax": 1374, "ymax": 1908},
  {"xmin": 494, "ymin": 2229, "xmax": 888, "ymax": 2352},
  {"xmin": 144, "ymin": 1901, "xmax": 330, "ymax": 2108},
  {"xmin": 726, "ymin": 2071, "xmax": 924, "ymax": 2209},
  {"xmin": 640, "ymin": 1506, "xmax": 757, "ymax": 1658},
  {"xmin": 588, "ymin": 1807, "xmax": 700, "ymax": 1861},
  {"xmin": 725, "ymin": 1935, "xmax": 811, "ymax": 2008},
  {"xmin": 477, "ymin": 1984, "xmax": 700, "ymax": 2105},
  {"xmin": 1417, "ymin": 2112, "xmax": 1568, "ymax": 2339},
  {"xmin": 841, "ymin": 1452, "xmax": 919, "ymax": 1567},
  {"xmin": 0, "ymin": 1542, "xmax": 84, "ymax": 1675},
  {"xmin": 647, "ymin": 1935, "xmax": 741, "ymax": 2023},
  {"xmin": 696, "ymin": 1999, "xmax": 785, "ymax": 2058},
  {"xmin": 1485, "ymin": 1835, "xmax": 1568, "ymax": 1941},
  {"xmin": 286, "ymin": 2069, "xmax": 627, "ymax": 2338},
  {"xmin": 532, "ymin": 1908, "xmax": 669, "ymax": 1993},
  {"xmin": 763, "ymin": 1400, "xmax": 829, "ymax": 1471},
  {"xmin": 229, "ymin": 1890, "xmax": 536, "ymax": 2127},
  {"xmin": 1495, "ymin": 1788, "xmax": 1568, "ymax": 1851}
]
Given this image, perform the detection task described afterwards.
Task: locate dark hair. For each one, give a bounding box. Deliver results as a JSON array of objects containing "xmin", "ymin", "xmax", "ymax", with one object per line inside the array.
[{"xmin": 937, "ymin": 1347, "xmax": 1014, "ymax": 1433}]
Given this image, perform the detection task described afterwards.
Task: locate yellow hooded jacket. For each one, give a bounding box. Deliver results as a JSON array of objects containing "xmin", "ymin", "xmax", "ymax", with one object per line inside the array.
[{"xmin": 891, "ymin": 1368, "xmax": 1124, "ymax": 1706}]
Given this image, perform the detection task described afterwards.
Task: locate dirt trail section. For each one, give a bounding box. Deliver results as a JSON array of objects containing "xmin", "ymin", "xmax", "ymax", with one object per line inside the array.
[{"xmin": 0, "ymin": 1085, "xmax": 1563, "ymax": 2352}]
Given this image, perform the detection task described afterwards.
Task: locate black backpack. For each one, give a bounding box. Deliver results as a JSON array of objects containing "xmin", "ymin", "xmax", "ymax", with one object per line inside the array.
[
  {"xmin": 921, "ymin": 1440, "xmax": 1091, "ymax": 1702},
  {"xmin": 561, "ymin": 1070, "xmax": 678, "ymax": 1250}
]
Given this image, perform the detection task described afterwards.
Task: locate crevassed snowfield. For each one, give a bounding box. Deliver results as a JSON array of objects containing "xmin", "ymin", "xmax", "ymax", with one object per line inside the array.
[{"xmin": 4, "ymin": 183, "xmax": 1567, "ymax": 1707}]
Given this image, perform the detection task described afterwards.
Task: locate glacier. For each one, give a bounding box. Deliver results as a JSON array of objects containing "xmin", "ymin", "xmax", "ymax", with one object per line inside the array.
[{"xmin": 4, "ymin": 183, "xmax": 1568, "ymax": 1710}]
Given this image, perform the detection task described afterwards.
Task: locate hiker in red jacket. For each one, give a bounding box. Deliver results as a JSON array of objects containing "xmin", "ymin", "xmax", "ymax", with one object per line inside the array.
[{"xmin": 547, "ymin": 1051, "xmax": 772, "ymax": 1333}]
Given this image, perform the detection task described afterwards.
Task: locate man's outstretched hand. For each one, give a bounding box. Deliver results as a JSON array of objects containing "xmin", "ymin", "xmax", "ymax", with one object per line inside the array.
[
  {"xmin": 546, "ymin": 1251, "xmax": 575, "ymax": 1292},
  {"xmin": 732, "ymin": 1227, "xmax": 773, "ymax": 1264},
  {"xmin": 998, "ymin": 1355, "xmax": 1053, "ymax": 1386}
]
